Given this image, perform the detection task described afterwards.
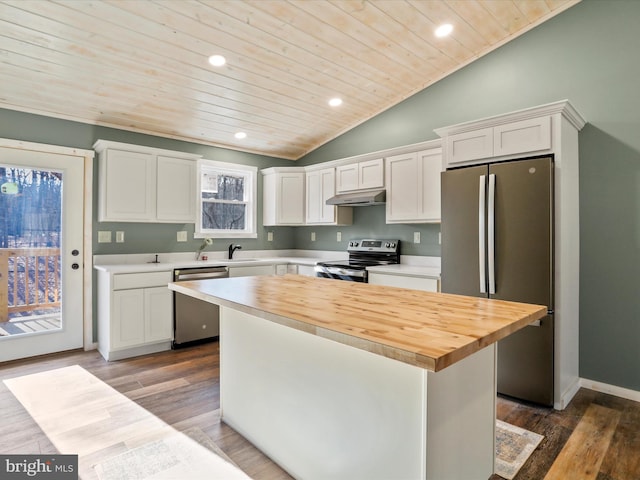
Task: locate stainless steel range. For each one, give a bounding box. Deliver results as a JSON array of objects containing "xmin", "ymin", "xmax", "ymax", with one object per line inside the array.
[{"xmin": 315, "ymin": 239, "xmax": 400, "ymax": 282}]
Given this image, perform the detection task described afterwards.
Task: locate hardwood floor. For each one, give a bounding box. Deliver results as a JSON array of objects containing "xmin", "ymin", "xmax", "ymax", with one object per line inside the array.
[{"xmin": 0, "ymin": 343, "xmax": 638, "ymax": 480}]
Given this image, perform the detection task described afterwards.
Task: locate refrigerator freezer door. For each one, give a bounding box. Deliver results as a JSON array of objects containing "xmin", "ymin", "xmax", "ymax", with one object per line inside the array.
[
  {"xmin": 489, "ymin": 156, "xmax": 553, "ymax": 309},
  {"xmin": 497, "ymin": 315, "xmax": 554, "ymax": 406},
  {"xmin": 441, "ymin": 165, "xmax": 488, "ymax": 297}
]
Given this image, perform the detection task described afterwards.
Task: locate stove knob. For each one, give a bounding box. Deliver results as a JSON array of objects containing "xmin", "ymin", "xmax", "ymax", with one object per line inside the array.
[
  {"xmin": 390, "ymin": 242, "xmax": 396, "ymax": 248},
  {"xmin": 385, "ymin": 242, "xmax": 390, "ymax": 248}
]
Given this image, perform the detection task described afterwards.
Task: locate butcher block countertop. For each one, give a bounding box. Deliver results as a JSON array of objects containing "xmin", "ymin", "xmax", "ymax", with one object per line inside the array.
[{"xmin": 169, "ymin": 274, "xmax": 547, "ymax": 372}]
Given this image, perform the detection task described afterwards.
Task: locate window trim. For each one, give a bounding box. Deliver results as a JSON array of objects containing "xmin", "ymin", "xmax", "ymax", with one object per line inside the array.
[{"xmin": 195, "ymin": 159, "xmax": 257, "ymax": 239}]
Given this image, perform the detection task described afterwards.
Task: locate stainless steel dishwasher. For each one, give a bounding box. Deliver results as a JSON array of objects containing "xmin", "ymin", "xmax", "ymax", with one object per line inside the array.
[{"xmin": 173, "ymin": 266, "xmax": 228, "ymax": 348}]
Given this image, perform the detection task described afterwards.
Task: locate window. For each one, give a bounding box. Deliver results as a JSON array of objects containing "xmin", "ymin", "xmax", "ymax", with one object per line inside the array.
[{"xmin": 196, "ymin": 159, "xmax": 257, "ymax": 239}]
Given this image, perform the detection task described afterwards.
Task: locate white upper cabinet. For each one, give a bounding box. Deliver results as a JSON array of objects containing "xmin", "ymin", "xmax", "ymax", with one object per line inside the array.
[
  {"xmin": 94, "ymin": 140, "xmax": 200, "ymax": 223},
  {"xmin": 305, "ymin": 167, "xmax": 352, "ymax": 225},
  {"xmin": 386, "ymin": 145, "xmax": 442, "ymax": 224},
  {"xmin": 435, "ymin": 104, "xmax": 560, "ymax": 168},
  {"xmin": 156, "ymin": 155, "xmax": 196, "ymax": 222},
  {"xmin": 262, "ymin": 167, "xmax": 305, "ymax": 226},
  {"xmin": 336, "ymin": 158, "xmax": 384, "ymax": 193}
]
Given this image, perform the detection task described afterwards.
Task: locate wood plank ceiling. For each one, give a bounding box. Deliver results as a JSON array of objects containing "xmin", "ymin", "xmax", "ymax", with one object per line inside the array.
[{"xmin": 0, "ymin": 0, "xmax": 580, "ymax": 160}]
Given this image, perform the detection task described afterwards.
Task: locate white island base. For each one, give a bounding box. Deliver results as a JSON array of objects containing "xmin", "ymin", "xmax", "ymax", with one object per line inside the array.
[{"xmin": 220, "ymin": 307, "xmax": 496, "ymax": 480}]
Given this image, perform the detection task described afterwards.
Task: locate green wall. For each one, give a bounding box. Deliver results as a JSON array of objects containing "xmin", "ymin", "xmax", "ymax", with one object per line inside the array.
[{"xmin": 298, "ymin": 0, "xmax": 640, "ymax": 391}]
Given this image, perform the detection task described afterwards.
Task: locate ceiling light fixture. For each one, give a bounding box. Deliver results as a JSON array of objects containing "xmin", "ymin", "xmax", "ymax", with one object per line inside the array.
[
  {"xmin": 328, "ymin": 97, "xmax": 343, "ymax": 107},
  {"xmin": 208, "ymin": 54, "xmax": 226, "ymax": 67},
  {"xmin": 234, "ymin": 132, "xmax": 247, "ymax": 139},
  {"xmin": 435, "ymin": 24, "xmax": 453, "ymax": 38}
]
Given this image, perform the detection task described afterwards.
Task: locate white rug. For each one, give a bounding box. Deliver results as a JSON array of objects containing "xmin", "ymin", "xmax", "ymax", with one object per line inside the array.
[
  {"xmin": 495, "ymin": 419, "xmax": 544, "ymax": 479},
  {"xmin": 4, "ymin": 365, "xmax": 250, "ymax": 480}
]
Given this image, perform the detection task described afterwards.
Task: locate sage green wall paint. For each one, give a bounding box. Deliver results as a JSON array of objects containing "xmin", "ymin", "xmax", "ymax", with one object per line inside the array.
[
  {"xmin": 296, "ymin": 0, "xmax": 640, "ymax": 391},
  {"xmin": 294, "ymin": 206, "xmax": 440, "ymax": 256}
]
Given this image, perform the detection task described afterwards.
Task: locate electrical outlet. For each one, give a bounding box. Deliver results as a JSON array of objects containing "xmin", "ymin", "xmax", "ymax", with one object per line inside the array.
[
  {"xmin": 177, "ymin": 231, "xmax": 187, "ymax": 242},
  {"xmin": 98, "ymin": 231, "xmax": 111, "ymax": 243},
  {"xmin": 267, "ymin": 231, "xmax": 273, "ymax": 242},
  {"xmin": 337, "ymin": 231, "xmax": 342, "ymax": 242},
  {"xmin": 311, "ymin": 232, "xmax": 316, "ymax": 242},
  {"xmin": 414, "ymin": 232, "xmax": 421, "ymax": 244},
  {"xmin": 115, "ymin": 231, "xmax": 125, "ymax": 243}
]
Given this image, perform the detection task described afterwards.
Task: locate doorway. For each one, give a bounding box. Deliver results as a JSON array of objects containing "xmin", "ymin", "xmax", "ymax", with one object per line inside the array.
[{"xmin": 0, "ymin": 140, "xmax": 92, "ymax": 362}]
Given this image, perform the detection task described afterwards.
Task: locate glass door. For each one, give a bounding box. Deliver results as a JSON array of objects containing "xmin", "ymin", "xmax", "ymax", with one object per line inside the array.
[{"xmin": 0, "ymin": 146, "xmax": 84, "ymax": 362}]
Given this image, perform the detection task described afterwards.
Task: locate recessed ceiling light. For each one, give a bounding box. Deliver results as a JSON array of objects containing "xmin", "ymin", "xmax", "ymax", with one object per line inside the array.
[
  {"xmin": 328, "ymin": 97, "xmax": 343, "ymax": 107},
  {"xmin": 435, "ymin": 24, "xmax": 453, "ymax": 38},
  {"xmin": 208, "ymin": 54, "xmax": 226, "ymax": 67},
  {"xmin": 234, "ymin": 132, "xmax": 247, "ymax": 139}
]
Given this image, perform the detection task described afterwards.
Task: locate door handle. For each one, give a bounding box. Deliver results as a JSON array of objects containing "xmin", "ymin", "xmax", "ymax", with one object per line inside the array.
[
  {"xmin": 479, "ymin": 175, "xmax": 486, "ymax": 294},
  {"xmin": 488, "ymin": 173, "xmax": 496, "ymax": 295}
]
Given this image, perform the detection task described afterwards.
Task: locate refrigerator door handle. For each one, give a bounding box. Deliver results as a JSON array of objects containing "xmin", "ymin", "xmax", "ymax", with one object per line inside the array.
[
  {"xmin": 488, "ymin": 173, "xmax": 496, "ymax": 294},
  {"xmin": 479, "ymin": 175, "xmax": 486, "ymax": 293}
]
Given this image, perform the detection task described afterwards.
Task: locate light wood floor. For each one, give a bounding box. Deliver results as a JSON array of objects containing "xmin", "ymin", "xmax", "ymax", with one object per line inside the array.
[{"xmin": 1, "ymin": 342, "xmax": 638, "ymax": 480}]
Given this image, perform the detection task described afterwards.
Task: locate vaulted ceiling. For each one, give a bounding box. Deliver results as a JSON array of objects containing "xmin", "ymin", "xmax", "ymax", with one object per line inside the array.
[{"xmin": 0, "ymin": 0, "xmax": 579, "ymax": 159}]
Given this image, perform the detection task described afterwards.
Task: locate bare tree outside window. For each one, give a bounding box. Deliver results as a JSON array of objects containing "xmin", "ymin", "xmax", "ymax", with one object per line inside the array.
[{"xmin": 197, "ymin": 160, "xmax": 257, "ymax": 238}]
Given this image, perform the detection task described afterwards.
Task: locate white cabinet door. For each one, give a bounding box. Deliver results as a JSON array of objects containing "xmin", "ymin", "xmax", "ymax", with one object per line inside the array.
[
  {"xmin": 263, "ymin": 170, "xmax": 305, "ymax": 225},
  {"xmin": 386, "ymin": 152, "xmax": 420, "ymax": 222},
  {"xmin": 336, "ymin": 163, "xmax": 359, "ymax": 193},
  {"xmin": 446, "ymin": 128, "xmax": 494, "ymax": 165},
  {"xmin": 305, "ymin": 167, "xmax": 352, "ymax": 225},
  {"xmin": 156, "ymin": 156, "xmax": 196, "ymax": 222},
  {"xmin": 112, "ymin": 289, "xmax": 146, "ymax": 349},
  {"xmin": 305, "ymin": 169, "xmax": 324, "ymax": 224},
  {"xmin": 493, "ymin": 116, "xmax": 551, "ymax": 157},
  {"xmin": 100, "ymin": 149, "xmax": 156, "ymax": 221},
  {"xmin": 386, "ymin": 148, "xmax": 441, "ymax": 223},
  {"xmin": 336, "ymin": 159, "xmax": 384, "ymax": 192},
  {"xmin": 359, "ymin": 158, "xmax": 384, "ymax": 190},
  {"xmin": 419, "ymin": 148, "xmax": 442, "ymax": 223},
  {"xmin": 144, "ymin": 286, "xmax": 173, "ymax": 343}
]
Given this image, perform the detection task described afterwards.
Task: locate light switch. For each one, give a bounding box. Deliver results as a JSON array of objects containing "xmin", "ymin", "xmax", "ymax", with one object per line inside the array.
[
  {"xmin": 115, "ymin": 231, "xmax": 124, "ymax": 243},
  {"xmin": 267, "ymin": 231, "xmax": 274, "ymax": 242},
  {"xmin": 311, "ymin": 232, "xmax": 316, "ymax": 242},
  {"xmin": 98, "ymin": 231, "xmax": 111, "ymax": 243},
  {"xmin": 413, "ymin": 232, "xmax": 421, "ymax": 244},
  {"xmin": 337, "ymin": 232, "xmax": 342, "ymax": 242},
  {"xmin": 177, "ymin": 231, "xmax": 187, "ymax": 242}
]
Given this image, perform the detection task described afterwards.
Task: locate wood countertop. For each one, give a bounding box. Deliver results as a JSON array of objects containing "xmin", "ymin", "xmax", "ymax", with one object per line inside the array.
[{"xmin": 169, "ymin": 274, "xmax": 547, "ymax": 372}]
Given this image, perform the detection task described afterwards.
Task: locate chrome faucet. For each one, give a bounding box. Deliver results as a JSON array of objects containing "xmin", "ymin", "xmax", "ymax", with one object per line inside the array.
[{"xmin": 228, "ymin": 244, "xmax": 242, "ymax": 259}]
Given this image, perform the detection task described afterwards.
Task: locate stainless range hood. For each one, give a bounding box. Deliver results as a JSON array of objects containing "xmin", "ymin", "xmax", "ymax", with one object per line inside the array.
[{"xmin": 325, "ymin": 189, "xmax": 386, "ymax": 206}]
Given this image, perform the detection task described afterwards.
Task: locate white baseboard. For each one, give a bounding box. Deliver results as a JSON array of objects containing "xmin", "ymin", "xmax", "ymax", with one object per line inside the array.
[
  {"xmin": 554, "ymin": 377, "xmax": 581, "ymax": 410},
  {"xmin": 580, "ymin": 377, "xmax": 640, "ymax": 403}
]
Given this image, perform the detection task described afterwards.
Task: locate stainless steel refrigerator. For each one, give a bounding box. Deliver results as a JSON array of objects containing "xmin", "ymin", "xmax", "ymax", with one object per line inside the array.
[{"xmin": 441, "ymin": 156, "xmax": 554, "ymax": 406}]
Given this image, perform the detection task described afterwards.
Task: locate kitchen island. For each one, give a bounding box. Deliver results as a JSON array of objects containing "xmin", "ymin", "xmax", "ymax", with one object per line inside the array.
[{"xmin": 169, "ymin": 274, "xmax": 546, "ymax": 480}]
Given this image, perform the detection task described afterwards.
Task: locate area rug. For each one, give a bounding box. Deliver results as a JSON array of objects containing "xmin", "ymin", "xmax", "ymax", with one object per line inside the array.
[
  {"xmin": 495, "ymin": 419, "xmax": 544, "ymax": 479},
  {"xmin": 3, "ymin": 365, "xmax": 249, "ymax": 480}
]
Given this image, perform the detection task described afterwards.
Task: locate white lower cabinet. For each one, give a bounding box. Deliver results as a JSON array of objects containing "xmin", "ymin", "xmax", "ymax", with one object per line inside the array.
[
  {"xmin": 97, "ymin": 270, "xmax": 173, "ymax": 361},
  {"xmin": 368, "ymin": 273, "xmax": 439, "ymax": 292}
]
